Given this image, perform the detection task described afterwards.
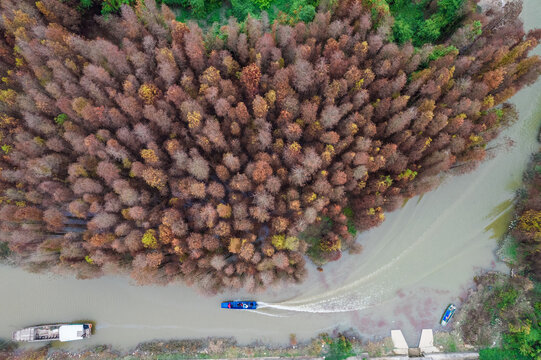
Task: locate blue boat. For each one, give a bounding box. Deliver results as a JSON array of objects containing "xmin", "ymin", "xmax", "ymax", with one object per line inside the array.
[
  {"xmin": 440, "ymin": 304, "xmax": 457, "ymax": 326},
  {"xmin": 221, "ymin": 301, "xmax": 257, "ymax": 310}
]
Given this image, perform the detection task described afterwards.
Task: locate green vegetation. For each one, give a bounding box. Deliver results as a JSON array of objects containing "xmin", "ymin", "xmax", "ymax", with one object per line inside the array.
[
  {"xmin": 53, "ymin": 113, "xmax": 68, "ymax": 125},
  {"xmin": 427, "ymin": 44, "xmax": 459, "ymax": 63},
  {"xmin": 494, "ymin": 286, "xmax": 519, "ymax": 312},
  {"xmin": 75, "ymin": 0, "xmax": 318, "ymax": 25},
  {"xmin": 303, "ymin": 207, "xmax": 357, "ymax": 266},
  {"xmin": 101, "ymin": 0, "xmax": 135, "ymax": 14},
  {"xmin": 479, "ymin": 348, "xmax": 530, "ymax": 360},
  {"xmin": 458, "ymin": 273, "xmax": 535, "ymax": 347},
  {"xmin": 1, "ymin": 144, "xmax": 11, "ymax": 154},
  {"xmin": 504, "ymin": 312, "xmax": 541, "ymax": 359},
  {"xmin": 172, "ymin": 0, "xmax": 222, "ymax": 22},
  {"xmin": 73, "ymin": 0, "xmax": 135, "ymax": 14},
  {"xmin": 433, "ymin": 332, "xmax": 467, "ymax": 353},
  {"xmin": 498, "ymin": 233, "xmax": 520, "ymax": 266},
  {"xmin": 479, "ymin": 300, "xmax": 541, "ymax": 360},
  {"xmin": 303, "ymin": 216, "xmax": 334, "ymax": 266},
  {"xmin": 170, "ymin": 0, "xmax": 319, "ymax": 26},
  {"xmin": 343, "ymin": 207, "xmax": 357, "ymax": 236},
  {"xmin": 0, "ymin": 339, "xmax": 17, "ymax": 353},
  {"xmin": 322, "ymin": 334, "xmax": 356, "ymax": 360},
  {"xmin": 397, "ymin": 168, "xmax": 418, "ymax": 181},
  {"xmin": 387, "ymin": 0, "xmax": 467, "ymax": 46},
  {"xmin": 0, "ymin": 241, "xmax": 10, "ymax": 259}
]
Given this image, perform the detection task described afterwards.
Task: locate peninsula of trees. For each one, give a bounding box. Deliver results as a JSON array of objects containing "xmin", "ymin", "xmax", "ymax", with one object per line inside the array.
[{"xmin": 0, "ymin": 0, "xmax": 539, "ymax": 293}]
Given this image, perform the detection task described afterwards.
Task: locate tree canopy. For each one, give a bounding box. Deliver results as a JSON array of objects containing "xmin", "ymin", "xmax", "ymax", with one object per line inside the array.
[{"xmin": 0, "ymin": 0, "xmax": 539, "ymax": 293}]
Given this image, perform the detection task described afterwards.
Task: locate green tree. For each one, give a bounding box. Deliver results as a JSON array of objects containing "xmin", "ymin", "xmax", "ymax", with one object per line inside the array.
[
  {"xmin": 324, "ymin": 335, "xmax": 355, "ymax": 360},
  {"xmin": 388, "ymin": 0, "xmax": 467, "ymax": 46},
  {"xmin": 418, "ymin": 18, "xmax": 441, "ymax": 44},
  {"xmin": 502, "ymin": 303, "xmax": 541, "ymax": 359},
  {"xmin": 54, "ymin": 113, "xmax": 68, "ymax": 125},
  {"xmin": 231, "ymin": 0, "xmax": 258, "ymax": 20},
  {"xmin": 393, "ymin": 18, "xmax": 414, "ymax": 44},
  {"xmin": 101, "ymin": 0, "xmax": 135, "ymax": 14},
  {"xmin": 296, "ymin": 3, "xmax": 316, "ymax": 23},
  {"xmin": 438, "ymin": 0, "xmax": 464, "ymax": 18},
  {"xmin": 0, "ymin": 241, "xmax": 10, "ymax": 259},
  {"xmin": 189, "ymin": 0, "xmax": 206, "ymax": 17}
]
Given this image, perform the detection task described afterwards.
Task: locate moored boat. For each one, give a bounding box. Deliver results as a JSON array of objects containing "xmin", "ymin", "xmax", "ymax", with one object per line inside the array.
[
  {"xmin": 12, "ymin": 323, "xmax": 92, "ymax": 342},
  {"xmin": 440, "ymin": 304, "xmax": 457, "ymax": 326},
  {"xmin": 221, "ymin": 301, "xmax": 257, "ymax": 310}
]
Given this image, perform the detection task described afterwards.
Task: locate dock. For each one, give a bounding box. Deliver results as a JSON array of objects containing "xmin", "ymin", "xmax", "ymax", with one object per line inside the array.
[{"xmin": 390, "ymin": 329, "xmax": 444, "ymax": 357}]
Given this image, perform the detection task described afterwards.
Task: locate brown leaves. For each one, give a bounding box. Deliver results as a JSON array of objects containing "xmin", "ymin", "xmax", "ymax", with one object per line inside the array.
[
  {"xmin": 239, "ymin": 241, "xmax": 255, "ymax": 261},
  {"xmin": 158, "ymin": 224, "xmax": 173, "ymax": 244},
  {"xmin": 217, "ymin": 203, "xmax": 232, "ymax": 218},
  {"xmin": 252, "ymin": 95, "xmax": 268, "ymax": 118},
  {"xmin": 228, "ymin": 237, "xmax": 242, "ymax": 254},
  {"xmin": 250, "ymin": 160, "xmax": 273, "ymax": 183},
  {"xmin": 240, "ymin": 63, "xmax": 261, "ymax": 98},
  {"xmin": 0, "ymin": 0, "xmax": 539, "ymax": 294},
  {"xmin": 142, "ymin": 167, "xmax": 167, "ymax": 190}
]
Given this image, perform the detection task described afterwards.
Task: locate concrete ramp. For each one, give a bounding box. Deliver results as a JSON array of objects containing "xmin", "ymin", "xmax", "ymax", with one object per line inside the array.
[
  {"xmin": 419, "ymin": 328, "xmax": 439, "ymax": 354},
  {"xmin": 426, "ymin": 353, "xmax": 479, "ymax": 359},
  {"xmin": 391, "ymin": 330, "xmax": 409, "ymax": 355}
]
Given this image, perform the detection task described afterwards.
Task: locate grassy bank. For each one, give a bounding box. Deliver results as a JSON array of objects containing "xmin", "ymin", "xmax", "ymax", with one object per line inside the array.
[{"xmin": 0, "ymin": 332, "xmax": 398, "ymax": 360}]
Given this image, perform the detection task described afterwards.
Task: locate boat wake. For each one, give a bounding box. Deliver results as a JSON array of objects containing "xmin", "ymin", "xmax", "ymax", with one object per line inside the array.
[
  {"xmin": 96, "ymin": 323, "xmax": 189, "ymax": 330},
  {"xmin": 249, "ymin": 309, "xmax": 290, "ymax": 317},
  {"xmin": 253, "ymin": 167, "xmax": 491, "ymax": 316},
  {"xmin": 256, "ymin": 291, "xmax": 382, "ymax": 313}
]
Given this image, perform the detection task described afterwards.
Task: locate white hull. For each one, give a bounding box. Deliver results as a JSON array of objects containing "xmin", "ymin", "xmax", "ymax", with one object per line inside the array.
[{"xmin": 12, "ymin": 324, "xmax": 91, "ymax": 342}]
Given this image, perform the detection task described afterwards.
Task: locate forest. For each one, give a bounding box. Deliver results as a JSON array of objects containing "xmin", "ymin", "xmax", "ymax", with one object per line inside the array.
[{"xmin": 0, "ymin": 0, "xmax": 539, "ymax": 293}]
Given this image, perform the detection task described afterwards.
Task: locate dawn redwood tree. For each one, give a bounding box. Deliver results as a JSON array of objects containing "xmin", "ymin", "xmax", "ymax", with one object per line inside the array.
[{"xmin": 0, "ymin": 0, "xmax": 539, "ymax": 293}]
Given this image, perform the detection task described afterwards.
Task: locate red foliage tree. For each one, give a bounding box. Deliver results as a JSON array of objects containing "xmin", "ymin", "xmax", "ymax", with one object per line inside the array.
[{"xmin": 0, "ymin": 0, "xmax": 538, "ymax": 293}]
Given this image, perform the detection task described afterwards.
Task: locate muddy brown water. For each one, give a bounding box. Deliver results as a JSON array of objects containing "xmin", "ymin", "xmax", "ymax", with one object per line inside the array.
[{"xmin": 1, "ymin": 0, "xmax": 540, "ymax": 350}]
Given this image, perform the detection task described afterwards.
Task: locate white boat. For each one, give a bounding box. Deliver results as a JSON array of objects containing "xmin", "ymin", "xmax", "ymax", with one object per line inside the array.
[{"xmin": 12, "ymin": 323, "xmax": 92, "ymax": 342}]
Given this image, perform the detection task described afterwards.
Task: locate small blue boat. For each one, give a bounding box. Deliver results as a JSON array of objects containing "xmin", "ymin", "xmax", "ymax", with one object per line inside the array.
[
  {"xmin": 440, "ymin": 304, "xmax": 457, "ymax": 326},
  {"xmin": 221, "ymin": 301, "xmax": 257, "ymax": 310}
]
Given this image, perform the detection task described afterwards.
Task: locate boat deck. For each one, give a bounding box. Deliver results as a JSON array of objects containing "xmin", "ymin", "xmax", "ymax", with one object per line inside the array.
[{"xmin": 13, "ymin": 325, "xmax": 60, "ymax": 342}]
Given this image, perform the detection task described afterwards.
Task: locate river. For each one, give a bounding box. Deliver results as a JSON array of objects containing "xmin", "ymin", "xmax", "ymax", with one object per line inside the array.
[{"xmin": 1, "ymin": 0, "xmax": 540, "ymax": 350}]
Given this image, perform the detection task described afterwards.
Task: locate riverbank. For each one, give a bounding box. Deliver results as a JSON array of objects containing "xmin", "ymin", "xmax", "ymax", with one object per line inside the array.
[
  {"xmin": 0, "ymin": 330, "xmax": 484, "ymax": 360},
  {"xmin": 452, "ymin": 127, "xmax": 541, "ymax": 359},
  {"xmin": 0, "ymin": 332, "xmax": 381, "ymax": 360}
]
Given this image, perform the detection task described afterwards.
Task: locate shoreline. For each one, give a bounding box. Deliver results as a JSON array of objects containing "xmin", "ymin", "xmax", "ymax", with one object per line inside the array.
[{"xmin": 2, "ymin": 329, "xmax": 474, "ymax": 360}]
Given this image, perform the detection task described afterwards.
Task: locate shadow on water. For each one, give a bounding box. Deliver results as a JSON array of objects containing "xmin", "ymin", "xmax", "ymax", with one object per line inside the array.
[{"xmin": 483, "ymin": 199, "xmax": 515, "ymax": 241}]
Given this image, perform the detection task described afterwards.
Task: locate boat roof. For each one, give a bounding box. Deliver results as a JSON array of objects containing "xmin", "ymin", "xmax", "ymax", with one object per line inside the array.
[{"xmin": 59, "ymin": 325, "xmax": 84, "ymax": 342}]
